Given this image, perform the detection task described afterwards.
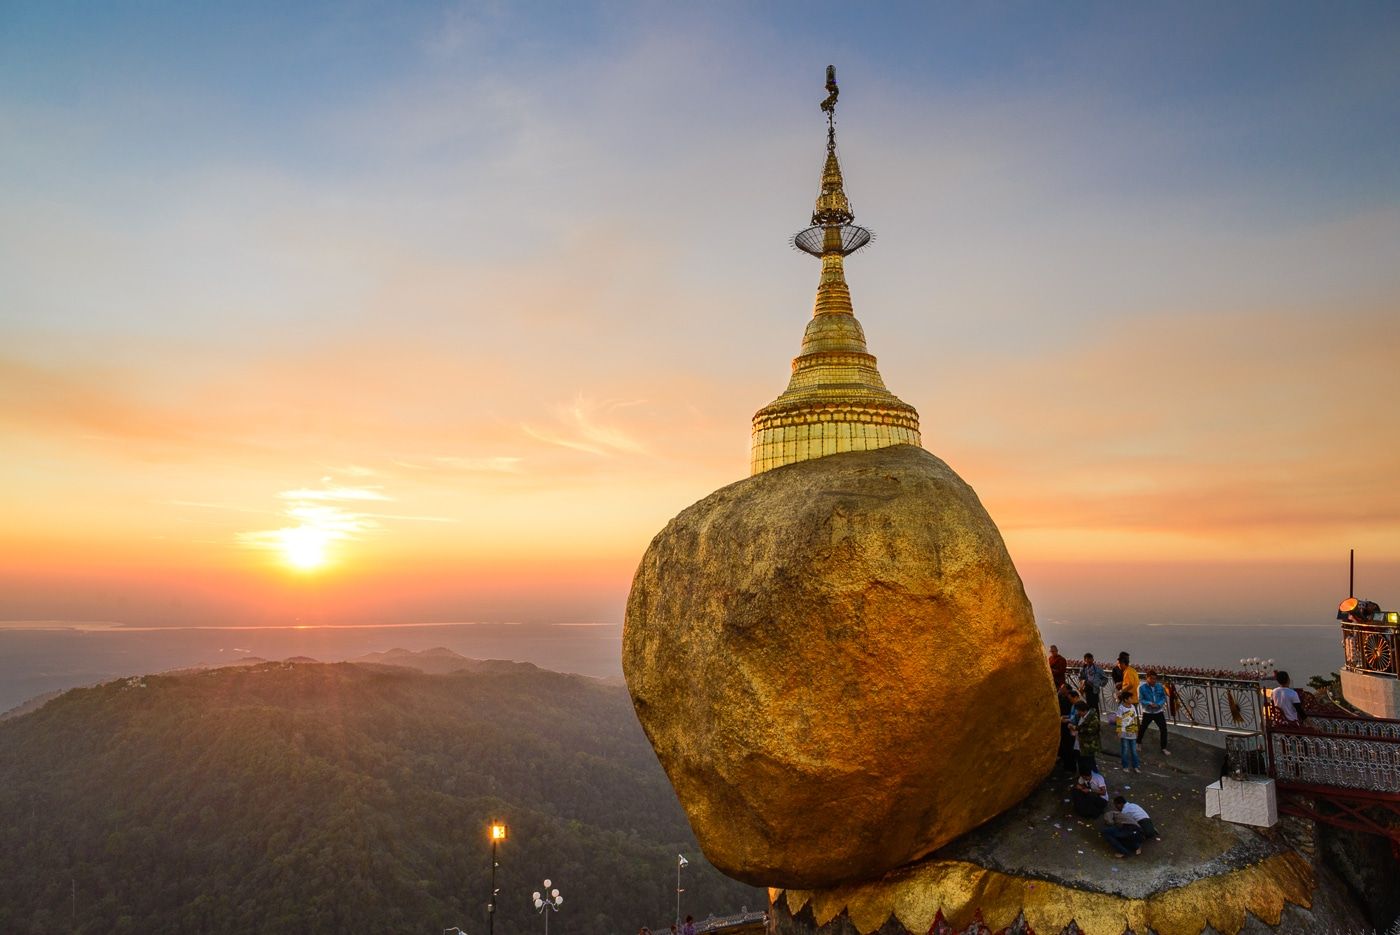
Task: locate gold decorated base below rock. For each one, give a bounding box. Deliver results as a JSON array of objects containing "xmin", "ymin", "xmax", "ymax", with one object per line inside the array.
[{"xmin": 770, "ymin": 852, "xmax": 1316, "ymax": 935}]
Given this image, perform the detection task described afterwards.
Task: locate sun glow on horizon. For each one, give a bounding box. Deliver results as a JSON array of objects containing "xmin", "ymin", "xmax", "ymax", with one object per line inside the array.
[{"xmin": 279, "ymin": 525, "xmax": 333, "ymax": 572}]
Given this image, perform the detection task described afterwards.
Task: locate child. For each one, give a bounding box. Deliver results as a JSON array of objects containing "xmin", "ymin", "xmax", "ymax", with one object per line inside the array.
[
  {"xmin": 1115, "ymin": 689, "xmax": 1141, "ymax": 772},
  {"xmin": 1102, "ymin": 795, "xmax": 1145, "ymax": 857}
]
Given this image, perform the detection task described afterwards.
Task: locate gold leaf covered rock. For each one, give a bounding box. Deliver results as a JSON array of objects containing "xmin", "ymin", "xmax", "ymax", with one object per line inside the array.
[{"xmin": 623, "ymin": 444, "xmax": 1060, "ymax": 888}]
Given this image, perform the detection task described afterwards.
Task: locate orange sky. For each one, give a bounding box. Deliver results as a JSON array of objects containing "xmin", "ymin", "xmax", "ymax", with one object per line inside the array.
[{"xmin": 3, "ymin": 4, "xmax": 1399, "ymax": 627}]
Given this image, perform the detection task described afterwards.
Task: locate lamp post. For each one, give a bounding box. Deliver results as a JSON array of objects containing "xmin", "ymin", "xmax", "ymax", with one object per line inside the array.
[
  {"xmin": 532, "ymin": 879, "xmax": 563, "ymax": 935},
  {"xmin": 675, "ymin": 854, "xmax": 689, "ymax": 927},
  {"xmin": 488, "ymin": 822, "xmax": 507, "ymax": 935},
  {"xmin": 1239, "ymin": 657, "xmax": 1275, "ymax": 679}
]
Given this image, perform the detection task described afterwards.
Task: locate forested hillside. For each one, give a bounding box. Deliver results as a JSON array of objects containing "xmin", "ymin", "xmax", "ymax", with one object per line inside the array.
[{"xmin": 0, "ymin": 662, "xmax": 761, "ymax": 934}]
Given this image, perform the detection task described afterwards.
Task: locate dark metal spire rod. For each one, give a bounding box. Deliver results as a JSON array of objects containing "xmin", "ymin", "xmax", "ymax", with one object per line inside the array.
[{"xmin": 821, "ymin": 65, "xmax": 839, "ymax": 152}]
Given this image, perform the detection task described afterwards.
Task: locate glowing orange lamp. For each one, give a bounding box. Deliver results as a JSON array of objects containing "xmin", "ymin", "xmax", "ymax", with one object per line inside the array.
[{"xmin": 488, "ymin": 820, "xmax": 507, "ymax": 935}]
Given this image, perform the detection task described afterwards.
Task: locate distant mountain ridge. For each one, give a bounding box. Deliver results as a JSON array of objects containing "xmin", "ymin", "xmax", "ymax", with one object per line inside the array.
[
  {"xmin": 0, "ymin": 660, "xmax": 759, "ymax": 933},
  {"xmin": 349, "ymin": 645, "xmax": 539, "ymax": 675},
  {"xmin": 0, "ymin": 647, "xmax": 536, "ymax": 720}
]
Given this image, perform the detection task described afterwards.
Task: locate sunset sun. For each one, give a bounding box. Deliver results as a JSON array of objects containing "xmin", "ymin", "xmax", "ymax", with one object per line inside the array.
[{"xmin": 279, "ymin": 526, "xmax": 332, "ymax": 572}]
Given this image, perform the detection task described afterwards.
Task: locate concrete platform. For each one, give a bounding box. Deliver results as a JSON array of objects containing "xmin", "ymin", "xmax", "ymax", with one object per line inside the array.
[
  {"xmin": 770, "ymin": 726, "xmax": 1371, "ymax": 934},
  {"xmin": 932, "ymin": 724, "xmax": 1267, "ymax": 898}
]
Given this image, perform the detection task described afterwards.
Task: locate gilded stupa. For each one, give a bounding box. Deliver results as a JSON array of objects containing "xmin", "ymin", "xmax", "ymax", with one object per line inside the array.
[{"xmin": 750, "ymin": 66, "xmax": 921, "ymax": 475}]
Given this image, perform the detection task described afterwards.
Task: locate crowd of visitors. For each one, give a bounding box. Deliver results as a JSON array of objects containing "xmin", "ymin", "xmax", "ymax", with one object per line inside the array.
[
  {"xmin": 1049, "ymin": 645, "xmax": 1168, "ymax": 859},
  {"xmin": 1050, "ymin": 646, "xmax": 1312, "ymax": 859}
]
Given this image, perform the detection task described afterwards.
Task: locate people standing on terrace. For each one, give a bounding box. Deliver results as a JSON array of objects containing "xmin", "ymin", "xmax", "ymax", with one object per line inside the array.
[
  {"xmin": 1058, "ymin": 684, "xmax": 1083, "ymax": 774},
  {"xmin": 1071, "ymin": 698, "xmax": 1101, "ymax": 771},
  {"xmin": 1114, "ymin": 689, "xmax": 1141, "ymax": 772},
  {"xmin": 1080, "ymin": 652, "xmax": 1107, "ymax": 709},
  {"xmin": 1048, "ymin": 644, "xmax": 1067, "ymax": 689},
  {"xmin": 1113, "ymin": 651, "xmax": 1140, "ymax": 706},
  {"xmin": 1137, "ymin": 670, "xmax": 1170, "ymax": 756}
]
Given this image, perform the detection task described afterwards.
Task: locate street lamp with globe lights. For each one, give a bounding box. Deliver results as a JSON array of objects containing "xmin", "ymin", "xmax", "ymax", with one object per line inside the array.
[
  {"xmin": 1239, "ymin": 657, "xmax": 1276, "ymax": 679},
  {"xmin": 675, "ymin": 854, "xmax": 689, "ymax": 927},
  {"xmin": 532, "ymin": 879, "xmax": 563, "ymax": 935}
]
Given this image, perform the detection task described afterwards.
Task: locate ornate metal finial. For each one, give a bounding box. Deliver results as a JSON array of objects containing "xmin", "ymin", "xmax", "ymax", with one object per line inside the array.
[
  {"xmin": 791, "ymin": 65, "xmax": 871, "ymax": 257},
  {"xmin": 821, "ymin": 65, "xmax": 839, "ymax": 113},
  {"xmin": 821, "ymin": 65, "xmax": 839, "ymax": 149}
]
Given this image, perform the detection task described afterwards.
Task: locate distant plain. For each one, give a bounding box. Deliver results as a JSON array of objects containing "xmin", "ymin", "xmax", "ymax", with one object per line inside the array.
[{"xmin": 0, "ymin": 617, "xmax": 1344, "ymax": 714}]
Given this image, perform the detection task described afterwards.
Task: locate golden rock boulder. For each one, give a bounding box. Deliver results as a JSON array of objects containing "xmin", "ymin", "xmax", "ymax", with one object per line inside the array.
[{"xmin": 623, "ymin": 444, "xmax": 1059, "ymax": 889}]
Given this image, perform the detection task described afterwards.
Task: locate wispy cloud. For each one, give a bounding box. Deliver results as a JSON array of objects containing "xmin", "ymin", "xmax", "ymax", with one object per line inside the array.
[
  {"xmin": 167, "ymin": 500, "xmax": 277, "ymax": 516},
  {"xmin": 234, "ymin": 477, "xmax": 455, "ymax": 567},
  {"xmin": 277, "ymin": 481, "xmax": 390, "ymax": 502},
  {"xmin": 393, "ymin": 455, "xmax": 524, "ymax": 474},
  {"xmin": 522, "ymin": 395, "xmax": 650, "ymax": 457}
]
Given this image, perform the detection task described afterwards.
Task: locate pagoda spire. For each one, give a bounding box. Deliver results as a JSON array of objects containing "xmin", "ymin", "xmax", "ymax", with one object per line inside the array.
[
  {"xmin": 812, "ymin": 65, "xmax": 853, "ymax": 228},
  {"xmin": 749, "ymin": 67, "xmax": 921, "ymax": 476}
]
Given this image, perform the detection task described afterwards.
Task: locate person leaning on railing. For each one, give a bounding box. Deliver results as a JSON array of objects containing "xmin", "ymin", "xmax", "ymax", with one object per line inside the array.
[
  {"xmin": 1081, "ymin": 653, "xmax": 1108, "ymax": 709},
  {"xmin": 1269, "ymin": 671, "xmax": 1305, "ymax": 725}
]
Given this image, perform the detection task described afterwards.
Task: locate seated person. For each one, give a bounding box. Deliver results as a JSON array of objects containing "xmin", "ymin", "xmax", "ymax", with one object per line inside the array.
[
  {"xmin": 1119, "ymin": 798, "xmax": 1160, "ymax": 841},
  {"xmin": 1070, "ymin": 768, "xmax": 1109, "ymax": 818},
  {"xmin": 1101, "ymin": 795, "xmax": 1144, "ymax": 857}
]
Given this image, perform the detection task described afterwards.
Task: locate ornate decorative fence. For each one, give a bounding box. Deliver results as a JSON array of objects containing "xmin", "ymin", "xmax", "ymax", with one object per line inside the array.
[
  {"xmin": 1301, "ymin": 715, "xmax": 1400, "ymax": 741},
  {"xmin": 694, "ymin": 911, "xmax": 768, "ymax": 935},
  {"xmin": 1066, "ymin": 665, "xmax": 1266, "ymax": 734},
  {"xmin": 1342, "ymin": 621, "xmax": 1399, "ymax": 677},
  {"xmin": 1162, "ymin": 675, "xmax": 1266, "ymax": 733},
  {"xmin": 1270, "ymin": 720, "xmax": 1400, "ymax": 792}
]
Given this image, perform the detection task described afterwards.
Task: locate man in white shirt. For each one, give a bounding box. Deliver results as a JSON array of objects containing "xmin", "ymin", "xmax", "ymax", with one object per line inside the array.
[
  {"xmin": 1117, "ymin": 797, "xmax": 1160, "ymax": 841},
  {"xmin": 1271, "ymin": 670, "xmax": 1302, "ymax": 724},
  {"xmin": 1070, "ymin": 768, "xmax": 1109, "ymax": 818}
]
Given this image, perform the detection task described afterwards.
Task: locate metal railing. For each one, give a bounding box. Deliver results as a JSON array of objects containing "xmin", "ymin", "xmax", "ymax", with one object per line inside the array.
[
  {"xmin": 1062, "ymin": 663, "xmax": 1400, "ymax": 793},
  {"xmin": 694, "ymin": 911, "xmax": 767, "ymax": 935},
  {"xmin": 1066, "ymin": 665, "xmax": 1266, "ymax": 734},
  {"xmin": 1270, "ymin": 721, "xmax": 1400, "ymax": 792},
  {"xmin": 1342, "ymin": 621, "xmax": 1399, "ymax": 677},
  {"xmin": 1299, "ymin": 714, "xmax": 1400, "ymax": 741},
  {"xmin": 1226, "ymin": 732, "xmax": 1270, "ymax": 777}
]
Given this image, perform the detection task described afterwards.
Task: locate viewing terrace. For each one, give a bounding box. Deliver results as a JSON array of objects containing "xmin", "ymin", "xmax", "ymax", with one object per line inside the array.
[{"xmin": 1065, "ymin": 663, "xmax": 1400, "ymax": 850}]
